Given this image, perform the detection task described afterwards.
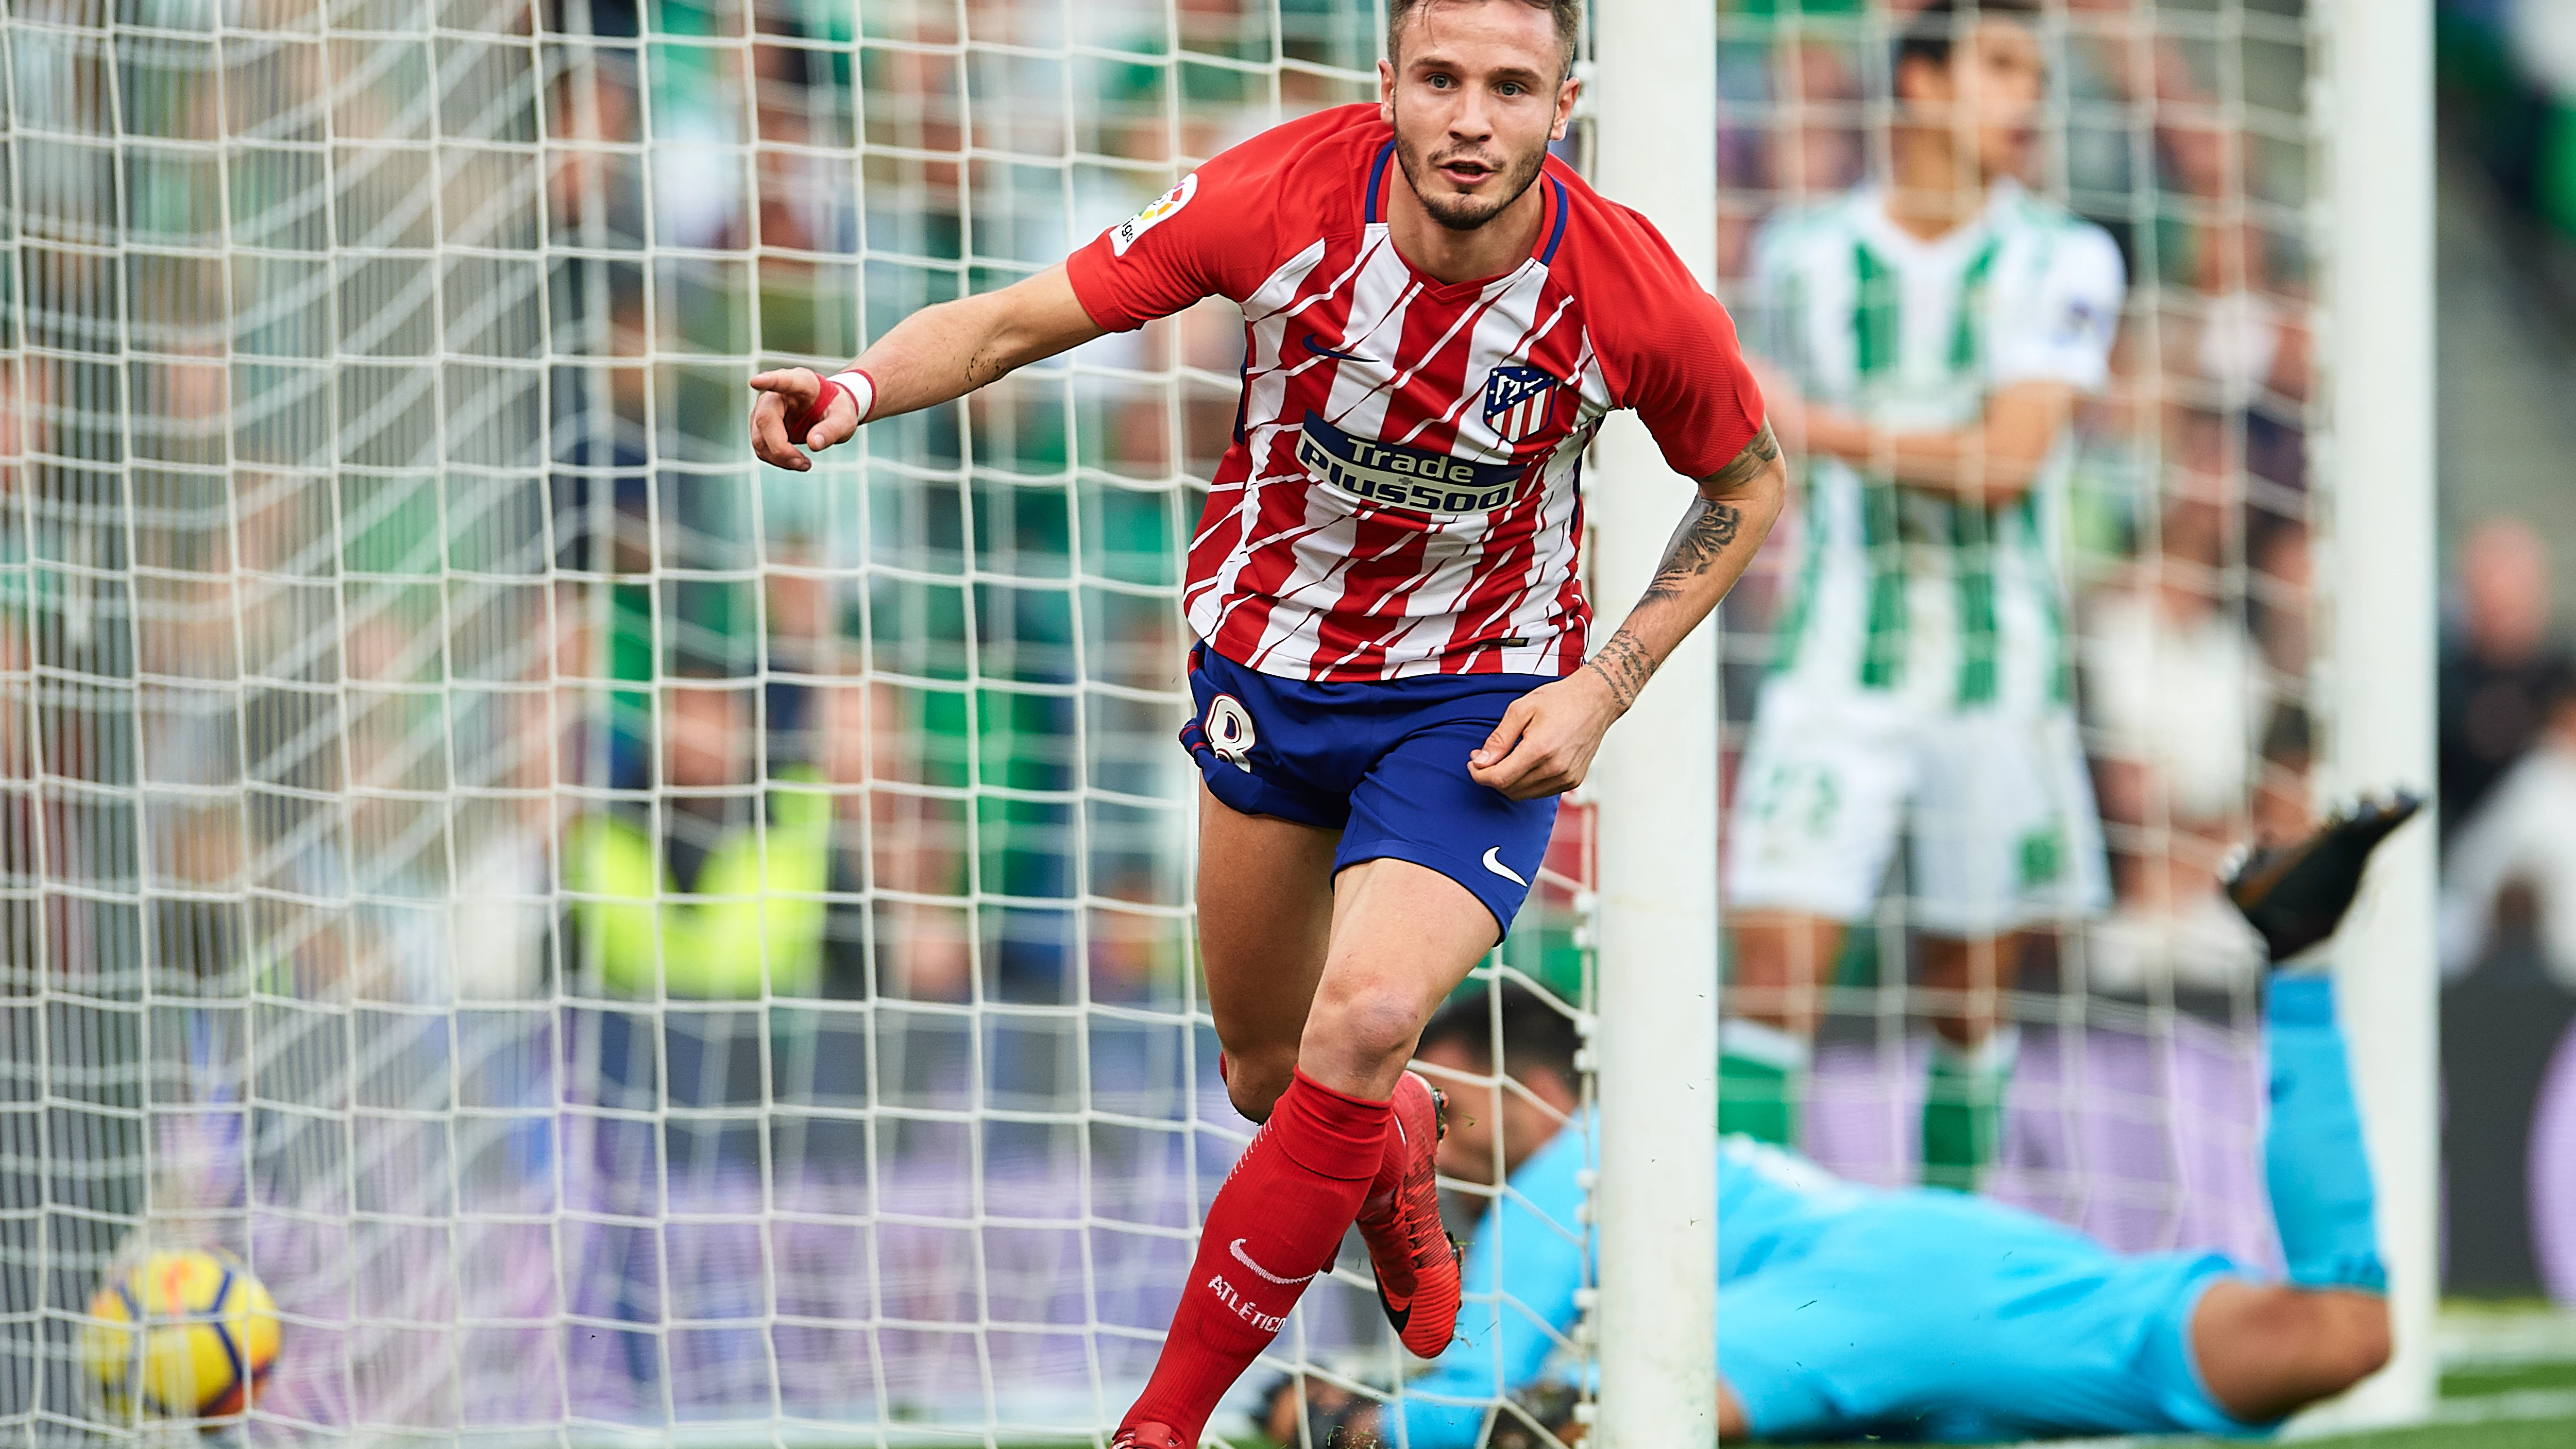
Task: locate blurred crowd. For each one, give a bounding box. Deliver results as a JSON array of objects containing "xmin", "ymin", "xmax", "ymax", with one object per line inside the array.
[
  {"xmin": 0, "ymin": 0, "xmax": 1423, "ymax": 1020},
  {"xmin": 2438, "ymin": 520, "xmax": 2576, "ymax": 987},
  {"xmin": 2443, "ymin": 0, "xmax": 2576, "ymax": 253},
  {"xmin": 2433, "ymin": 0, "xmax": 2576, "ymax": 990},
  {"xmin": 0, "ymin": 0, "xmax": 2331, "ymax": 1090}
]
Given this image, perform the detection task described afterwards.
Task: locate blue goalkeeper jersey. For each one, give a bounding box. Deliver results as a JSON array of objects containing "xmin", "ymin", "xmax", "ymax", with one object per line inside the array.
[
  {"xmin": 1714, "ymin": 1133, "xmax": 1873, "ymax": 1280},
  {"xmin": 1395, "ymin": 1127, "xmax": 1862, "ymax": 1445},
  {"xmin": 1395, "ymin": 1129, "xmax": 2255, "ymax": 1446}
]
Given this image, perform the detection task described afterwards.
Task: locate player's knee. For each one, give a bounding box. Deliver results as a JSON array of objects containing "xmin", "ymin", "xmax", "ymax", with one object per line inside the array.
[
  {"xmin": 1306, "ymin": 979, "xmax": 1428, "ymax": 1074},
  {"xmin": 1223, "ymin": 1048, "xmax": 1296, "ymax": 1123}
]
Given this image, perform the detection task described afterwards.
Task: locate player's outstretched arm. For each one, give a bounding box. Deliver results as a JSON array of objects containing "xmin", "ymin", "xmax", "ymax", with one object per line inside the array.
[
  {"xmin": 748, "ymin": 262, "xmax": 1107, "ymax": 472},
  {"xmin": 1468, "ymin": 423, "xmax": 1787, "ymax": 801}
]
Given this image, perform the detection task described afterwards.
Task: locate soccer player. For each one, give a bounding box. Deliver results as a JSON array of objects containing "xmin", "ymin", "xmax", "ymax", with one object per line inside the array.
[
  {"xmin": 1273, "ymin": 798, "xmax": 2416, "ymax": 1446},
  {"xmin": 1721, "ymin": 0, "xmax": 2125, "ymax": 1189},
  {"xmin": 745, "ymin": 1, "xmax": 1784, "ymax": 1442}
]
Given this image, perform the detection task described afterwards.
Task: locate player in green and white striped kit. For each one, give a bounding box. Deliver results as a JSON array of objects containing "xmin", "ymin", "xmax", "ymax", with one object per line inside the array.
[{"xmin": 1723, "ymin": 0, "xmax": 2121, "ymax": 1189}]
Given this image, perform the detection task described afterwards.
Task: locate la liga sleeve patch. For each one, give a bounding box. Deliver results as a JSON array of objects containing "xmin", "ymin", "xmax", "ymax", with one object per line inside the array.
[{"xmin": 1110, "ymin": 172, "xmax": 1199, "ymax": 257}]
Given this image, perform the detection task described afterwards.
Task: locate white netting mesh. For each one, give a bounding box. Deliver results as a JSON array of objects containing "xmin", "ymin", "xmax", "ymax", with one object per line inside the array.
[
  {"xmin": 1715, "ymin": 0, "xmax": 2319, "ymax": 1268},
  {"xmin": 0, "ymin": 0, "xmax": 1604, "ymax": 1443},
  {"xmin": 0, "ymin": 0, "xmax": 2359, "ymax": 1443}
]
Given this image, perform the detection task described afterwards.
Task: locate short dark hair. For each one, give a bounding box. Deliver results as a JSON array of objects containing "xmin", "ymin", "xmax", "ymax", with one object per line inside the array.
[
  {"xmin": 1387, "ymin": 0, "xmax": 1581, "ymax": 86},
  {"xmin": 1895, "ymin": 0, "xmax": 2042, "ymax": 78},
  {"xmin": 1418, "ymin": 982, "xmax": 1582, "ymax": 1086}
]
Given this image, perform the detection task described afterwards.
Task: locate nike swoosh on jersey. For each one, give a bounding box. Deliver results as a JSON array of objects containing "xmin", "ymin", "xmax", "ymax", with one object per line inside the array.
[
  {"xmin": 1481, "ymin": 847, "xmax": 1529, "ymax": 888},
  {"xmin": 1229, "ymin": 1238, "xmax": 1320, "ymax": 1287},
  {"xmin": 1299, "ymin": 332, "xmax": 1374, "ymax": 363}
]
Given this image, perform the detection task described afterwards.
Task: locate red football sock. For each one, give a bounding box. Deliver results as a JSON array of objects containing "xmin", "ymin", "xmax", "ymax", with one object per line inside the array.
[
  {"xmin": 1360, "ymin": 1084, "xmax": 1408, "ymax": 1215},
  {"xmin": 1120, "ymin": 1069, "xmax": 1391, "ymax": 1440}
]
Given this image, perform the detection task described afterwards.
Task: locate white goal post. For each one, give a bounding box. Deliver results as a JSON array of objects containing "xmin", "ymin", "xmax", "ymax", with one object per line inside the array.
[
  {"xmin": 2310, "ymin": 0, "xmax": 2437, "ymax": 1426},
  {"xmin": 1584, "ymin": 2, "xmax": 1721, "ymax": 1446}
]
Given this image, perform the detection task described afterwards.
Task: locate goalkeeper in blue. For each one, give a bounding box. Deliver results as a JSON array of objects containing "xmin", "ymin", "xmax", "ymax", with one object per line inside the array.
[{"xmin": 1266, "ymin": 797, "xmax": 2416, "ymax": 1445}]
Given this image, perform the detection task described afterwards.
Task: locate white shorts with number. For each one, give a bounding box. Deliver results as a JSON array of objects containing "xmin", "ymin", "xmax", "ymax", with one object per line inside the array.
[{"xmin": 1724, "ymin": 678, "xmax": 2109, "ymax": 937}]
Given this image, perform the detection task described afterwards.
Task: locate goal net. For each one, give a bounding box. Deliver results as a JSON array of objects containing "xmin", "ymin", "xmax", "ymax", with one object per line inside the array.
[
  {"xmin": 1711, "ymin": 0, "xmax": 2413, "ymax": 1340},
  {"xmin": 2, "ymin": 0, "xmax": 1600, "ymax": 1443},
  {"xmin": 0, "ymin": 0, "xmax": 2428, "ymax": 1444}
]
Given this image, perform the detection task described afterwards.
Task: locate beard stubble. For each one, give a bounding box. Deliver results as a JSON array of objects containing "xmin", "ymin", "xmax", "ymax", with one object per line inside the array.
[{"xmin": 1392, "ymin": 125, "xmax": 1550, "ymax": 232}]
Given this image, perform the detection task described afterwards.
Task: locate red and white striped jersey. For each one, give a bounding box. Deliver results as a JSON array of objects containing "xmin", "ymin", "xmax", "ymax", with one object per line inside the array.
[{"xmin": 1066, "ymin": 104, "xmax": 1765, "ymax": 682}]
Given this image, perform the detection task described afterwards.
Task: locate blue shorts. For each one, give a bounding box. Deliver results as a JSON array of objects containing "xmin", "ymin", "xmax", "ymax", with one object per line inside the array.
[
  {"xmin": 1180, "ymin": 642, "xmax": 1561, "ymax": 934},
  {"xmin": 1719, "ymin": 1192, "xmax": 2270, "ymax": 1443}
]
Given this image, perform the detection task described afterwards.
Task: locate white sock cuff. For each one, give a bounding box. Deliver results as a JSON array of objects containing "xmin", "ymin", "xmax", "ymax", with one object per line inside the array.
[
  {"xmin": 1721, "ymin": 1018, "xmax": 1811, "ymax": 1071},
  {"xmin": 1930, "ymin": 1024, "xmax": 2022, "ymax": 1077}
]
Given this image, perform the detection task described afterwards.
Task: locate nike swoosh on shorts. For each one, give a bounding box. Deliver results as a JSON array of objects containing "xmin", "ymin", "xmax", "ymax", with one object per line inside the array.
[{"xmin": 1481, "ymin": 847, "xmax": 1529, "ymax": 888}]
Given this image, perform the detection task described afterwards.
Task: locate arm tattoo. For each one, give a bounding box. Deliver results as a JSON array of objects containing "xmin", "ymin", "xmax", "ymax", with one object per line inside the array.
[
  {"xmin": 1640, "ymin": 496, "xmax": 1745, "ymax": 605},
  {"xmin": 1584, "ymin": 627, "xmax": 1655, "ymax": 713},
  {"xmin": 1626, "ymin": 422, "xmax": 1770, "ymax": 602},
  {"xmin": 1580, "ymin": 425, "xmax": 1774, "ymax": 709},
  {"xmin": 1704, "ymin": 420, "xmax": 1780, "ymax": 492}
]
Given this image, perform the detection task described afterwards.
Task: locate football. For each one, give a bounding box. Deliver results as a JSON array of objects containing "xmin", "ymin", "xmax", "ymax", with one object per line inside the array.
[{"xmin": 82, "ymin": 1248, "xmax": 280, "ymax": 1420}]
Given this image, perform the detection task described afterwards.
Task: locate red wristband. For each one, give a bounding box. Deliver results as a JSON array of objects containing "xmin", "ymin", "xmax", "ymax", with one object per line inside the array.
[{"xmin": 782, "ymin": 377, "xmax": 850, "ymax": 441}]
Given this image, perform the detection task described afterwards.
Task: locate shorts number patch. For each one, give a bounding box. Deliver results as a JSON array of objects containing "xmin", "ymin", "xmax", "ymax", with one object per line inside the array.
[
  {"xmin": 1205, "ymin": 693, "xmax": 1256, "ymax": 771},
  {"xmin": 1750, "ymin": 761, "xmax": 1841, "ymax": 841}
]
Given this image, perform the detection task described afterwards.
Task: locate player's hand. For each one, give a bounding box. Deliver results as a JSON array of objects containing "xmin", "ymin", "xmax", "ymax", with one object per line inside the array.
[
  {"xmin": 1745, "ymin": 360, "xmax": 1870, "ymax": 469},
  {"xmin": 749, "ymin": 368, "xmax": 858, "ymax": 472},
  {"xmin": 1467, "ymin": 668, "xmax": 1622, "ymax": 801}
]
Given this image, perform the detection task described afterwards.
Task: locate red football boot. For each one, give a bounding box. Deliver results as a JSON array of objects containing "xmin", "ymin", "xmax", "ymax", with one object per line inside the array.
[
  {"xmin": 1354, "ymin": 1069, "xmax": 1461, "ymax": 1358},
  {"xmin": 1110, "ymin": 1423, "xmax": 1186, "ymax": 1449}
]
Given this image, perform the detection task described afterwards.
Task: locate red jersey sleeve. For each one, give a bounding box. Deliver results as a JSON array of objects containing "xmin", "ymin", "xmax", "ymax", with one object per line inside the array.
[
  {"xmin": 1569, "ymin": 197, "xmax": 1766, "ymax": 481},
  {"xmin": 1065, "ymin": 111, "xmax": 1348, "ymax": 332}
]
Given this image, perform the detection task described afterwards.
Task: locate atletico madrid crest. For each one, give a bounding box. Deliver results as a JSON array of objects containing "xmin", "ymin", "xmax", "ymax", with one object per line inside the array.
[{"xmin": 1481, "ymin": 365, "xmax": 1563, "ymax": 445}]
